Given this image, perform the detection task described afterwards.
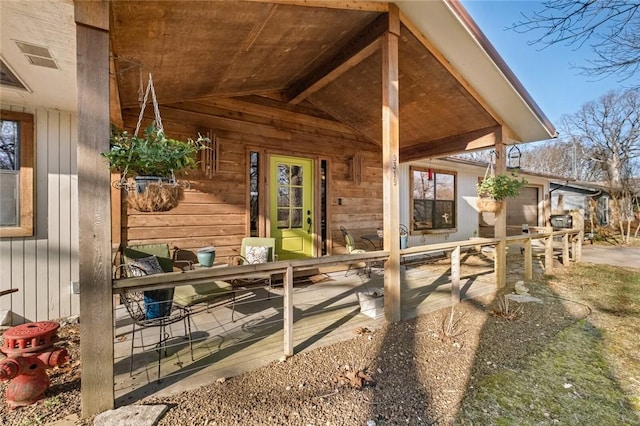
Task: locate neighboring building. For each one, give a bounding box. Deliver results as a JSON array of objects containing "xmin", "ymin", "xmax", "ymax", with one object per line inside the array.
[{"xmin": 550, "ymin": 181, "xmax": 610, "ymax": 230}]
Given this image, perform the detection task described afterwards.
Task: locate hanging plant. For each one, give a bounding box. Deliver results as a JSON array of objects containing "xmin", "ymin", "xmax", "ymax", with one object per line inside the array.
[
  {"xmin": 477, "ymin": 172, "xmax": 527, "ymax": 212},
  {"xmin": 101, "ymin": 74, "xmax": 210, "ymax": 212},
  {"xmin": 103, "ymin": 121, "xmax": 208, "ymax": 178}
]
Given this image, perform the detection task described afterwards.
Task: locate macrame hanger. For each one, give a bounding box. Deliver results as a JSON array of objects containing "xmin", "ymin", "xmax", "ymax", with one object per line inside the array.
[
  {"xmin": 116, "ymin": 73, "xmax": 166, "ymax": 190},
  {"xmin": 483, "ymin": 150, "xmax": 496, "ymax": 180},
  {"xmin": 134, "ymin": 73, "xmax": 163, "ymax": 137}
]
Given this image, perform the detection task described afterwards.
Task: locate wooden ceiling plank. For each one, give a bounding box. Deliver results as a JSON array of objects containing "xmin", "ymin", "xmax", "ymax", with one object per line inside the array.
[
  {"xmin": 286, "ymin": 13, "xmax": 388, "ymax": 104},
  {"xmin": 399, "ymin": 12, "xmax": 519, "ymax": 139},
  {"xmin": 399, "ymin": 125, "xmax": 500, "ymax": 161},
  {"xmin": 196, "ymin": 97, "xmax": 357, "ymax": 134},
  {"xmin": 240, "ymin": 0, "xmax": 389, "ymax": 12}
]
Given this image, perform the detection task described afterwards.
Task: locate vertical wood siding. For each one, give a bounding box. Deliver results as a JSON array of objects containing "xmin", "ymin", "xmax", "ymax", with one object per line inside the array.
[{"xmin": 0, "ymin": 105, "xmax": 79, "ymax": 325}]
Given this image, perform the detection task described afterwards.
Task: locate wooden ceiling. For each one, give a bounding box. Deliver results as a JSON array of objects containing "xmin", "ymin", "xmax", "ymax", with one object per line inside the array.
[{"xmin": 110, "ymin": 1, "xmax": 500, "ymax": 159}]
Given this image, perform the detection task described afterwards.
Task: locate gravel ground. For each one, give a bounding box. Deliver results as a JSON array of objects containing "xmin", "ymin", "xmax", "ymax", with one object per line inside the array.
[{"xmin": 0, "ymin": 255, "xmax": 588, "ymax": 426}]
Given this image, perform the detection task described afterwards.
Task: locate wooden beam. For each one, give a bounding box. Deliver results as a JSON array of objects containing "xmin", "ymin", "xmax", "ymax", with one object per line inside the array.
[
  {"xmin": 191, "ymin": 97, "xmax": 357, "ymax": 135},
  {"xmin": 399, "ymin": 125, "xmax": 500, "ymax": 161},
  {"xmin": 74, "ymin": 0, "xmax": 109, "ymax": 31},
  {"xmin": 494, "ymin": 127, "xmax": 507, "ymax": 288},
  {"xmin": 241, "ymin": 0, "xmax": 389, "ymax": 12},
  {"xmin": 286, "ymin": 14, "xmax": 388, "ymax": 104},
  {"xmin": 75, "ymin": 0, "xmax": 114, "ymax": 418},
  {"xmin": 283, "ymin": 265, "xmax": 294, "ymax": 356},
  {"xmin": 382, "ymin": 4, "xmax": 401, "ymax": 323}
]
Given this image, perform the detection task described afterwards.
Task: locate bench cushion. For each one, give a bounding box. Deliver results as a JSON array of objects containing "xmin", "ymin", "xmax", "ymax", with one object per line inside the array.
[{"xmin": 173, "ymin": 281, "xmax": 233, "ymax": 307}]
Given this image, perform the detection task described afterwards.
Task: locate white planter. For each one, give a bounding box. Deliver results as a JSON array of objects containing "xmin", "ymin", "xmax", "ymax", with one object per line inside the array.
[{"xmin": 356, "ymin": 289, "xmax": 384, "ymax": 319}]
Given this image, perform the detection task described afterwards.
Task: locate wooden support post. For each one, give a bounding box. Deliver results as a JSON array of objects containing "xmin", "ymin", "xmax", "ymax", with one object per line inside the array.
[
  {"xmin": 283, "ymin": 265, "xmax": 294, "ymax": 357},
  {"xmin": 451, "ymin": 246, "xmax": 461, "ymax": 303},
  {"xmin": 545, "ymin": 227, "xmax": 554, "ymax": 274},
  {"xmin": 382, "ymin": 4, "xmax": 401, "ymax": 322},
  {"xmin": 571, "ymin": 209, "xmax": 584, "ymax": 262},
  {"xmin": 75, "ymin": 1, "xmax": 113, "ymax": 418},
  {"xmin": 524, "ymin": 238, "xmax": 533, "ymax": 281},
  {"xmin": 494, "ymin": 129, "xmax": 507, "ymax": 288},
  {"xmin": 494, "ymin": 240, "xmax": 506, "ymax": 288},
  {"xmin": 562, "ymin": 233, "xmax": 570, "ymax": 266}
]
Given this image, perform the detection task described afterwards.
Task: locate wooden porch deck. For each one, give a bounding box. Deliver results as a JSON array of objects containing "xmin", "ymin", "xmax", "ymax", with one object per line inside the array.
[{"xmin": 113, "ymin": 257, "xmax": 499, "ymax": 405}]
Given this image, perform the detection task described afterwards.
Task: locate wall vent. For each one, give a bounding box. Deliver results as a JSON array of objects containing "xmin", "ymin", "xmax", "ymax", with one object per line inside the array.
[{"xmin": 14, "ymin": 40, "xmax": 58, "ymax": 70}]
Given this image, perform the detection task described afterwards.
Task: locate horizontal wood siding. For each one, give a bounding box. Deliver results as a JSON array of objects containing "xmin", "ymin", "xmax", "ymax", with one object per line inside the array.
[
  {"xmin": 0, "ymin": 105, "xmax": 79, "ymax": 324},
  {"xmin": 120, "ymin": 108, "xmax": 383, "ymax": 260}
]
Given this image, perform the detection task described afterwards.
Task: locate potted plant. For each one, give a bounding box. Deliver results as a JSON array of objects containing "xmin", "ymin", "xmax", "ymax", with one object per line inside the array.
[
  {"xmin": 400, "ymin": 224, "xmax": 409, "ymax": 249},
  {"xmin": 102, "ymin": 121, "xmax": 209, "ymax": 212},
  {"xmin": 476, "ymin": 172, "xmax": 527, "ymax": 212}
]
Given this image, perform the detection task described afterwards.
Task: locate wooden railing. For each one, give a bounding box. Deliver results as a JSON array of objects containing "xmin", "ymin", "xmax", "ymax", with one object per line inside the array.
[{"xmin": 112, "ymin": 228, "xmax": 582, "ymax": 357}]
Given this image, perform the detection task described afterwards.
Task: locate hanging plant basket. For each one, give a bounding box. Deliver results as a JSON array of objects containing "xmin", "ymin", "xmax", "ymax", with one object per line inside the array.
[
  {"xmin": 477, "ymin": 197, "xmax": 503, "ymax": 213},
  {"xmin": 126, "ymin": 177, "xmax": 180, "ymax": 212},
  {"xmin": 102, "ymin": 73, "xmax": 209, "ymax": 213}
]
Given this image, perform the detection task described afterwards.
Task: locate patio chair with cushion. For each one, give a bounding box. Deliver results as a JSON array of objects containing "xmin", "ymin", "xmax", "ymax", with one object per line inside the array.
[
  {"xmin": 118, "ymin": 243, "xmax": 195, "ymax": 381},
  {"xmin": 340, "ymin": 226, "xmax": 371, "ymax": 277},
  {"xmin": 230, "ymin": 237, "xmax": 277, "ymax": 297}
]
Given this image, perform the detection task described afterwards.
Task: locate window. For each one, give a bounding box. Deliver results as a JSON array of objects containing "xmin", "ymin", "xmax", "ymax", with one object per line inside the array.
[
  {"xmin": 249, "ymin": 151, "xmax": 260, "ymax": 236},
  {"xmin": 410, "ymin": 167, "xmax": 456, "ymax": 232},
  {"xmin": 0, "ymin": 110, "xmax": 34, "ymax": 237}
]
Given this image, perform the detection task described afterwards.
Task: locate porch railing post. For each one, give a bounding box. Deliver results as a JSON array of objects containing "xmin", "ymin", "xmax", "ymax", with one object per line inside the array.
[
  {"xmin": 524, "ymin": 238, "xmax": 533, "ymax": 281},
  {"xmin": 562, "ymin": 233, "xmax": 570, "ymax": 266},
  {"xmin": 283, "ymin": 265, "xmax": 294, "ymax": 357},
  {"xmin": 451, "ymin": 246, "xmax": 461, "ymax": 303},
  {"xmin": 545, "ymin": 227, "xmax": 554, "ymax": 274}
]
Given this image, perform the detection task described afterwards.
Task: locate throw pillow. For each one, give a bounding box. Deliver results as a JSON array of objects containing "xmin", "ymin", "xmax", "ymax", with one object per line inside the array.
[
  {"xmin": 127, "ymin": 255, "xmax": 164, "ymax": 277},
  {"xmin": 245, "ymin": 246, "xmax": 269, "ymax": 264}
]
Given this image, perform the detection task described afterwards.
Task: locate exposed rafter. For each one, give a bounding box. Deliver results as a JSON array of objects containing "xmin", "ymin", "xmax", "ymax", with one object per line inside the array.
[
  {"xmin": 286, "ymin": 13, "xmax": 388, "ymax": 104},
  {"xmin": 240, "ymin": 0, "xmax": 389, "ymax": 12},
  {"xmin": 400, "ymin": 125, "xmax": 500, "ymax": 161}
]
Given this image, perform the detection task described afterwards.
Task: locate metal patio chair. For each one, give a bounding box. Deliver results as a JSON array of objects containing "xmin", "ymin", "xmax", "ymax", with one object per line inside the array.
[{"xmin": 118, "ymin": 244, "xmax": 194, "ymax": 381}]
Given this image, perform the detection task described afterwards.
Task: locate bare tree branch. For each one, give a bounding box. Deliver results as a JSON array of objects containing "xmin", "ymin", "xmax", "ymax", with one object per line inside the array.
[{"xmin": 509, "ymin": 0, "xmax": 640, "ymax": 80}]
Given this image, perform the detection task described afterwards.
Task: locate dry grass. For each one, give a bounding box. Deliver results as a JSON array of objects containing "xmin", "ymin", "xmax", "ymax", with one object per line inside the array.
[{"xmin": 456, "ymin": 263, "xmax": 640, "ymax": 424}]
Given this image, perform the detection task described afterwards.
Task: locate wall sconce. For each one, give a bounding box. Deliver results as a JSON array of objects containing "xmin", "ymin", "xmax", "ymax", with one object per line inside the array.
[
  {"xmin": 508, "ymin": 144, "xmax": 521, "ymax": 170},
  {"xmin": 201, "ymin": 130, "xmax": 219, "ymax": 179}
]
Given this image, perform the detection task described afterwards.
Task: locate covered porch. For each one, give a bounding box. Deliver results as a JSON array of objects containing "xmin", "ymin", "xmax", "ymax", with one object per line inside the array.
[{"xmin": 73, "ymin": 0, "xmax": 558, "ymax": 417}]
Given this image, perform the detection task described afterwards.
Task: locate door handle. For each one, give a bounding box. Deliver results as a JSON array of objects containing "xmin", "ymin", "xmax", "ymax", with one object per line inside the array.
[{"xmin": 306, "ymin": 217, "xmax": 312, "ymax": 234}]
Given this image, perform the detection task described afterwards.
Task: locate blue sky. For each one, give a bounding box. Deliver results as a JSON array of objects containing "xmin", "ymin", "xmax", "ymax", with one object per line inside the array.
[{"xmin": 462, "ymin": 1, "xmax": 638, "ymax": 128}]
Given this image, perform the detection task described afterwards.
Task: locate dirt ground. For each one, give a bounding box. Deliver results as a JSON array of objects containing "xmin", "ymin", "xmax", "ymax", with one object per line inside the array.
[{"xmin": 0, "ymin": 253, "xmax": 597, "ymax": 425}]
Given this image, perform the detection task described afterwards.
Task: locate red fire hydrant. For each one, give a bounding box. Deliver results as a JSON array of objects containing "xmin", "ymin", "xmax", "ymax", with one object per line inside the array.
[{"xmin": 0, "ymin": 321, "xmax": 69, "ymax": 408}]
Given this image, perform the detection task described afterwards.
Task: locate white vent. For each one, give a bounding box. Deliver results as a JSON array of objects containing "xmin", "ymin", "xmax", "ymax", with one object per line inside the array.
[{"xmin": 14, "ymin": 40, "xmax": 58, "ymax": 70}]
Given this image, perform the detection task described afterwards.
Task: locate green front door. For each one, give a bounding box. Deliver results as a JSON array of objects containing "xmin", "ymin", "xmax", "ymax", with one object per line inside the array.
[{"xmin": 270, "ymin": 155, "xmax": 314, "ymax": 260}]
